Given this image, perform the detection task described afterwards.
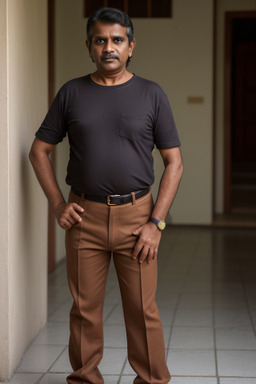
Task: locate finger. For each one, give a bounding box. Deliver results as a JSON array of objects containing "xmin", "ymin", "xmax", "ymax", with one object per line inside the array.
[
  {"xmin": 152, "ymin": 248, "xmax": 158, "ymax": 260},
  {"xmin": 132, "ymin": 241, "xmax": 143, "ymax": 260},
  {"xmin": 72, "ymin": 202, "xmax": 84, "ymax": 213},
  {"xmin": 59, "ymin": 219, "xmax": 71, "ymax": 230},
  {"xmin": 66, "ymin": 216, "xmax": 76, "ymax": 225},
  {"xmin": 66, "ymin": 205, "xmax": 83, "ymax": 223},
  {"xmin": 69, "ymin": 210, "xmax": 82, "ymax": 223},
  {"xmin": 147, "ymin": 249, "xmax": 155, "ymax": 264},
  {"xmin": 139, "ymin": 247, "xmax": 149, "ymax": 264},
  {"xmin": 59, "ymin": 211, "xmax": 76, "ymax": 226}
]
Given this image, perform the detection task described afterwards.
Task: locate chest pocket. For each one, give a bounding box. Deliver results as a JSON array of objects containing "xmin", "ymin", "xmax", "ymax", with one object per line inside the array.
[{"xmin": 119, "ymin": 115, "xmax": 147, "ymax": 142}]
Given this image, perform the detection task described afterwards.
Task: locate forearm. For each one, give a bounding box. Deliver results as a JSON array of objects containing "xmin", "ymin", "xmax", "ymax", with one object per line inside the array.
[
  {"xmin": 151, "ymin": 156, "xmax": 183, "ymax": 221},
  {"xmin": 29, "ymin": 148, "xmax": 65, "ymax": 213}
]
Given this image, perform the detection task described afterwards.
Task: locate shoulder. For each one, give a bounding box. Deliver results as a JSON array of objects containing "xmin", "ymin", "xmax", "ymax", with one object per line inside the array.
[
  {"xmin": 57, "ymin": 75, "xmax": 90, "ymax": 95},
  {"xmin": 134, "ymin": 75, "xmax": 166, "ymax": 94}
]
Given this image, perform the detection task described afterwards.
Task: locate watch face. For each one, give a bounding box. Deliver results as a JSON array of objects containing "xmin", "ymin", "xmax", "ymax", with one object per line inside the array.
[{"xmin": 158, "ymin": 221, "xmax": 166, "ymax": 230}]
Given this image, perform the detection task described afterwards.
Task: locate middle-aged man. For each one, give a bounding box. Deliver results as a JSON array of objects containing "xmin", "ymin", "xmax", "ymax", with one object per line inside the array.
[{"xmin": 29, "ymin": 7, "xmax": 183, "ymax": 384}]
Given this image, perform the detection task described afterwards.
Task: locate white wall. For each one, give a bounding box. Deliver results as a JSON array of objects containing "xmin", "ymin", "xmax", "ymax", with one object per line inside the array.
[
  {"xmin": 54, "ymin": 0, "xmax": 214, "ymax": 261},
  {"xmin": 0, "ymin": 0, "xmax": 10, "ymax": 378},
  {"xmin": 0, "ymin": 0, "xmax": 48, "ymax": 379},
  {"xmin": 215, "ymin": 0, "xmax": 256, "ymax": 213}
]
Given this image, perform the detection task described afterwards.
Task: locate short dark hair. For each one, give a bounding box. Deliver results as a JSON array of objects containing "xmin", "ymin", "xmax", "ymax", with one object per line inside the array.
[{"xmin": 86, "ymin": 7, "xmax": 135, "ymax": 45}]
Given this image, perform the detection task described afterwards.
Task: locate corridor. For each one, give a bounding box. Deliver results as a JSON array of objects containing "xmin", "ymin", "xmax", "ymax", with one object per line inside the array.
[{"xmin": 9, "ymin": 226, "xmax": 256, "ymax": 384}]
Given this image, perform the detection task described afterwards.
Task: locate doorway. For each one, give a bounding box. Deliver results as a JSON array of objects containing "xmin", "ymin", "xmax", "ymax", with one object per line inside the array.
[{"xmin": 224, "ymin": 12, "xmax": 256, "ymax": 214}]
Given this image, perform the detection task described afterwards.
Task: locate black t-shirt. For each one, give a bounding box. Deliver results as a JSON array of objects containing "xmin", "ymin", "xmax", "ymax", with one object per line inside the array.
[{"xmin": 36, "ymin": 74, "xmax": 181, "ymax": 196}]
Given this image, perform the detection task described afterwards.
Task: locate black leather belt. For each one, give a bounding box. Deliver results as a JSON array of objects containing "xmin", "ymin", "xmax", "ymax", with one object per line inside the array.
[{"xmin": 72, "ymin": 188, "xmax": 149, "ymax": 206}]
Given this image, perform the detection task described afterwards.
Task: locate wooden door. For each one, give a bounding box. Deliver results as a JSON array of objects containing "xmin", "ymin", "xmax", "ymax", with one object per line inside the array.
[
  {"xmin": 233, "ymin": 43, "xmax": 256, "ymax": 166},
  {"xmin": 224, "ymin": 13, "xmax": 256, "ymax": 213}
]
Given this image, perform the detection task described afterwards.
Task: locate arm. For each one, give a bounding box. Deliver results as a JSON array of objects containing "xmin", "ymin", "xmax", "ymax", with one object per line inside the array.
[
  {"xmin": 132, "ymin": 146, "xmax": 183, "ymax": 263},
  {"xmin": 29, "ymin": 137, "xmax": 84, "ymax": 230}
]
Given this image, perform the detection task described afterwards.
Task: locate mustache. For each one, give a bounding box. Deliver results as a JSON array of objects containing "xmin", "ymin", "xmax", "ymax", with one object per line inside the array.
[{"xmin": 101, "ymin": 53, "xmax": 120, "ymax": 61}]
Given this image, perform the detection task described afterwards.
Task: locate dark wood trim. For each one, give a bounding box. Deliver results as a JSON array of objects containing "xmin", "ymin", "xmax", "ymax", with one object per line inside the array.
[
  {"xmin": 224, "ymin": 12, "xmax": 232, "ymax": 213},
  {"xmin": 84, "ymin": 0, "xmax": 172, "ymax": 18},
  {"xmin": 124, "ymin": 0, "xmax": 129, "ymax": 14},
  {"xmin": 212, "ymin": 0, "xmax": 217, "ymax": 221},
  {"xmin": 47, "ymin": 0, "xmax": 56, "ymax": 273},
  {"xmin": 224, "ymin": 11, "xmax": 256, "ymax": 213},
  {"xmin": 147, "ymin": 0, "xmax": 152, "ymax": 17}
]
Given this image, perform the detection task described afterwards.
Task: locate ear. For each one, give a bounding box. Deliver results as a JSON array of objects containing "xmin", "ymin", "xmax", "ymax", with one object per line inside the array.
[
  {"xmin": 128, "ymin": 39, "xmax": 136, "ymax": 58},
  {"xmin": 86, "ymin": 40, "xmax": 91, "ymax": 56}
]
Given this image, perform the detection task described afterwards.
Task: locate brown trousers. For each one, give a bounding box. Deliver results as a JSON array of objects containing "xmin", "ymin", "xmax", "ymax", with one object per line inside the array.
[{"xmin": 65, "ymin": 190, "xmax": 171, "ymax": 384}]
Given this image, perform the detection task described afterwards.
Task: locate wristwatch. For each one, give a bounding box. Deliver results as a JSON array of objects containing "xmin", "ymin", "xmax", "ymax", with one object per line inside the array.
[{"xmin": 150, "ymin": 217, "xmax": 166, "ymax": 231}]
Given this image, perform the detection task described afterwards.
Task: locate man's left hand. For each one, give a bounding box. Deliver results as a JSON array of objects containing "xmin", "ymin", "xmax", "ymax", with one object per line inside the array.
[{"xmin": 132, "ymin": 222, "xmax": 162, "ymax": 264}]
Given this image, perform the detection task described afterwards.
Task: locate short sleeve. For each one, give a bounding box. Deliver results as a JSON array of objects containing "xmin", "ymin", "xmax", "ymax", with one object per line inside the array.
[
  {"xmin": 153, "ymin": 89, "xmax": 181, "ymax": 149},
  {"xmin": 35, "ymin": 89, "xmax": 67, "ymax": 145}
]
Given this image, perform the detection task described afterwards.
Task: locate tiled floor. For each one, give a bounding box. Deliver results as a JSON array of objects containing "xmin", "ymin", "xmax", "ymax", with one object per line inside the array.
[{"xmin": 9, "ymin": 227, "xmax": 256, "ymax": 384}]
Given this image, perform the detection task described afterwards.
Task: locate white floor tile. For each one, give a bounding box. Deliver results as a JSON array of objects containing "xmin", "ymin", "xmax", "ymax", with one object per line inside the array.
[
  {"xmin": 122, "ymin": 359, "xmax": 136, "ymax": 375},
  {"xmin": 217, "ymin": 350, "xmax": 256, "ymax": 377},
  {"xmin": 98, "ymin": 348, "xmax": 127, "ymax": 374},
  {"xmin": 33, "ymin": 321, "xmax": 69, "ymax": 345},
  {"xmin": 7, "ymin": 373, "xmax": 42, "ymax": 384},
  {"xmin": 183, "ymin": 282, "xmax": 212, "ymax": 293},
  {"xmin": 174, "ymin": 309, "xmax": 213, "ymax": 327},
  {"xmin": 167, "ymin": 350, "xmax": 216, "ymax": 376},
  {"xmin": 216, "ymin": 328, "xmax": 256, "ymax": 350},
  {"xmin": 16, "ymin": 344, "xmax": 65, "ymax": 373},
  {"xmin": 119, "ymin": 375, "xmax": 136, "ymax": 383},
  {"xmin": 171, "ymin": 378, "xmax": 217, "ymax": 384},
  {"xmin": 158, "ymin": 307, "xmax": 175, "ymax": 326},
  {"xmin": 103, "ymin": 304, "xmax": 117, "ymax": 322},
  {"xmin": 104, "ymin": 288, "xmax": 122, "ymax": 304},
  {"xmin": 104, "ymin": 304, "xmax": 125, "ymax": 325},
  {"xmin": 169, "ymin": 326, "xmax": 214, "ymax": 349},
  {"xmin": 220, "ymin": 379, "xmax": 256, "ymax": 384},
  {"xmin": 49, "ymin": 347, "xmax": 71, "ymax": 373},
  {"xmin": 39, "ymin": 373, "xmax": 68, "ymax": 384},
  {"xmin": 214, "ymin": 309, "xmax": 252, "ymax": 328},
  {"xmin": 155, "ymin": 292, "xmax": 179, "ymax": 308},
  {"xmin": 48, "ymin": 285, "xmax": 71, "ymax": 304},
  {"xmin": 103, "ymin": 375, "xmax": 119, "ymax": 383},
  {"xmin": 214, "ymin": 293, "xmax": 248, "ymax": 310},
  {"xmin": 103, "ymin": 324, "xmax": 127, "ymax": 347},
  {"xmin": 163, "ymin": 326, "xmax": 171, "ymax": 345},
  {"xmin": 48, "ymin": 299, "xmax": 72, "ymax": 322},
  {"xmin": 178, "ymin": 293, "xmax": 212, "ymax": 309}
]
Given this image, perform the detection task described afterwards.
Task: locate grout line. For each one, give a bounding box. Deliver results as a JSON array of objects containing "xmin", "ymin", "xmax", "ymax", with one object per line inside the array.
[
  {"xmin": 45, "ymin": 345, "xmax": 68, "ymax": 376},
  {"xmin": 165, "ymin": 233, "xmax": 203, "ymax": 359},
  {"xmin": 117, "ymin": 356, "xmax": 129, "ymax": 383}
]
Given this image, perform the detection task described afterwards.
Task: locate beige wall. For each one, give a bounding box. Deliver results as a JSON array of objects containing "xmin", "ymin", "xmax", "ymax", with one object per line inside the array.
[
  {"xmin": 54, "ymin": 0, "xmax": 214, "ymax": 260},
  {"xmin": 0, "ymin": 0, "xmax": 48, "ymax": 380},
  {"xmin": 215, "ymin": 0, "xmax": 256, "ymax": 213}
]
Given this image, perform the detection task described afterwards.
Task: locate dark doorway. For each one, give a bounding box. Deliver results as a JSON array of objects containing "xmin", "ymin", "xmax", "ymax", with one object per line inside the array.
[{"xmin": 225, "ymin": 13, "xmax": 256, "ymax": 214}]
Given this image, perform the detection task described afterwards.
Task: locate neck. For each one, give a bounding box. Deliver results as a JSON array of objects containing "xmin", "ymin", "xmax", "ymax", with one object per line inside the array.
[{"xmin": 90, "ymin": 69, "xmax": 133, "ymax": 86}]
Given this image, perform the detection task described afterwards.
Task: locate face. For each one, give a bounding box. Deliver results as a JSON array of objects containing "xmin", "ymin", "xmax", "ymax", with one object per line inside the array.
[{"xmin": 86, "ymin": 22, "xmax": 135, "ymax": 75}]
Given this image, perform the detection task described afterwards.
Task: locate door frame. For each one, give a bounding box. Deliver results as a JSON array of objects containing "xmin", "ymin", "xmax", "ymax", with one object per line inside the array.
[{"xmin": 224, "ymin": 11, "xmax": 256, "ymax": 213}]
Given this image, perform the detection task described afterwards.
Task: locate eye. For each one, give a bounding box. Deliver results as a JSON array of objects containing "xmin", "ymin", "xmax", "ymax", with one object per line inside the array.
[
  {"xmin": 114, "ymin": 37, "xmax": 124, "ymax": 43},
  {"xmin": 95, "ymin": 38, "xmax": 105, "ymax": 45}
]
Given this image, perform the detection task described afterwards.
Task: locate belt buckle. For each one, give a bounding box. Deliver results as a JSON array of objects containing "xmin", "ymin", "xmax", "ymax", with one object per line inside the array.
[{"xmin": 107, "ymin": 195, "xmax": 116, "ymax": 206}]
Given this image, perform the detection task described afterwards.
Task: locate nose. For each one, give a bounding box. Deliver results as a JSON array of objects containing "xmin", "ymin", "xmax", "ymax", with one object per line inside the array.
[{"xmin": 103, "ymin": 39, "xmax": 114, "ymax": 53}]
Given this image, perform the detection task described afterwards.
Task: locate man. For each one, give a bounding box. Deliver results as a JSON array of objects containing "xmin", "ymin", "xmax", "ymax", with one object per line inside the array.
[{"xmin": 29, "ymin": 7, "xmax": 183, "ymax": 384}]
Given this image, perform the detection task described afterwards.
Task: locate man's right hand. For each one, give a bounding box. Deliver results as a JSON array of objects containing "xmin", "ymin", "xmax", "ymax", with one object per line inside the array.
[
  {"xmin": 29, "ymin": 138, "xmax": 85, "ymax": 231},
  {"xmin": 54, "ymin": 202, "xmax": 84, "ymax": 230}
]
